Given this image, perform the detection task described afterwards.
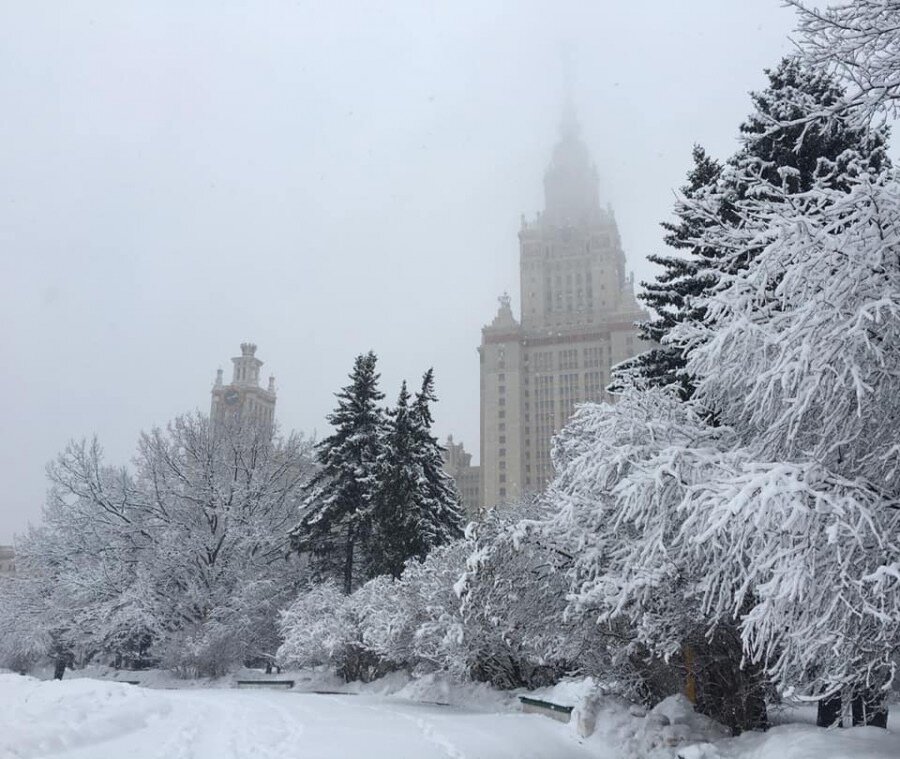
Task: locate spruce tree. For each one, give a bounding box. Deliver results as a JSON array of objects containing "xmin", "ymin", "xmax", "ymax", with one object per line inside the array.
[
  {"xmin": 290, "ymin": 352, "xmax": 385, "ymax": 594},
  {"xmin": 409, "ymin": 369, "xmax": 465, "ymax": 553},
  {"xmin": 369, "ymin": 382, "xmax": 419, "ymax": 579},
  {"xmin": 614, "ymin": 146, "xmax": 723, "ymax": 399},
  {"xmin": 617, "ymin": 57, "xmax": 888, "ymax": 398},
  {"xmin": 370, "ymin": 371, "xmax": 465, "ymax": 580}
]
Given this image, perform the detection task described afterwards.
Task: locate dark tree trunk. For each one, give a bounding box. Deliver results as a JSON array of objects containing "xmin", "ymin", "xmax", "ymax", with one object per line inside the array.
[
  {"xmin": 817, "ymin": 689, "xmax": 889, "ymax": 729},
  {"xmin": 343, "ymin": 524, "xmax": 356, "ymax": 596},
  {"xmin": 817, "ymin": 693, "xmax": 843, "ymax": 727},
  {"xmin": 852, "ymin": 690, "xmax": 888, "ymax": 729}
]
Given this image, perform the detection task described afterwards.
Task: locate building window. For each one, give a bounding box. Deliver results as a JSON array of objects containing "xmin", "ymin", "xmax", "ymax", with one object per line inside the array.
[
  {"xmin": 499, "ymin": 488, "xmax": 507, "ymax": 498},
  {"xmin": 499, "ymin": 435, "xmax": 506, "ymax": 444},
  {"xmin": 499, "ymin": 474, "xmax": 506, "ymax": 484}
]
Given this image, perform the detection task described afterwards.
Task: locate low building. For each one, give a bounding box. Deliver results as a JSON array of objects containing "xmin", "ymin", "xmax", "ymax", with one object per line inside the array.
[{"xmin": 442, "ymin": 436, "xmax": 482, "ymax": 518}]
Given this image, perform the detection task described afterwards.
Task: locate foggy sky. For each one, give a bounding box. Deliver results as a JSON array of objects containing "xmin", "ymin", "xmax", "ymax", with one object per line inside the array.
[{"xmin": 1, "ymin": 1, "xmax": 804, "ymax": 542}]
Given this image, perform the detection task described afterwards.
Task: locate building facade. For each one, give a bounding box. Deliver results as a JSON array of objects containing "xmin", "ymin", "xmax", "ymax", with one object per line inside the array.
[
  {"xmin": 478, "ymin": 110, "xmax": 649, "ymax": 509},
  {"xmin": 210, "ymin": 343, "xmax": 277, "ymax": 432},
  {"xmin": 442, "ymin": 436, "xmax": 482, "ymax": 519}
]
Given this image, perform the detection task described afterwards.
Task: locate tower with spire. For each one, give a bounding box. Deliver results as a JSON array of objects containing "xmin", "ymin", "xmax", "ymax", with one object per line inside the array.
[
  {"xmin": 210, "ymin": 342, "xmax": 277, "ymax": 433},
  {"xmin": 476, "ymin": 103, "xmax": 648, "ymax": 508}
]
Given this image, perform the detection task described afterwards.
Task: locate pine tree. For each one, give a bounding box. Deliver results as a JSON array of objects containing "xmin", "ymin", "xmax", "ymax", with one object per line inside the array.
[
  {"xmin": 370, "ymin": 371, "xmax": 465, "ymax": 580},
  {"xmin": 369, "ymin": 382, "xmax": 419, "ymax": 579},
  {"xmin": 409, "ymin": 369, "xmax": 465, "ymax": 554},
  {"xmin": 617, "ymin": 57, "xmax": 888, "ymax": 397},
  {"xmin": 614, "ymin": 146, "xmax": 723, "ymax": 399},
  {"xmin": 290, "ymin": 352, "xmax": 386, "ymax": 594}
]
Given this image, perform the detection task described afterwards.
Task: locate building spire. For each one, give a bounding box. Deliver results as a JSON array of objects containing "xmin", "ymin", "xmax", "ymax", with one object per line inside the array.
[{"xmin": 560, "ymin": 44, "xmax": 579, "ymax": 139}]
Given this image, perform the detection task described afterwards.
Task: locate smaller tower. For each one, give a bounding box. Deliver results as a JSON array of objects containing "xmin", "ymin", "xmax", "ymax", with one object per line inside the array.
[{"xmin": 210, "ymin": 343, "xmax": 277, "ymax": 433}]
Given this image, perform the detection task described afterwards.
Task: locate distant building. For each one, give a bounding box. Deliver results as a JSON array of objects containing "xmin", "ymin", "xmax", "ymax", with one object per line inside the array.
[
  {"xmin": 210, "ymin": 343, "xmax": 277, "ymax": 432},
  {"xmin": 442, "ymin": 436, "xmax": 482, "ymax": 518},
  {"xmin": 478, "ymin": 105, "xmax": 649, "ymax": 509},
  {"xmin": 0, "ymin": 545, "xmax": 15, "ymax": 576}
]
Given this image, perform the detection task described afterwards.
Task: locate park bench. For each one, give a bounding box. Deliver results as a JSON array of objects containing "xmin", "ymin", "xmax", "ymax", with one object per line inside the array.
[
  {"xmin": 518, "ymin": 695, "xmax": 573, "ymax": 723},
  {"xmin": 235, "ymin": 679, "xmax": 295, "ymax": 690}
]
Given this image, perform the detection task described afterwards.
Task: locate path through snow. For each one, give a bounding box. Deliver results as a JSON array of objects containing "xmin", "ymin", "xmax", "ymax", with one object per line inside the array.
[{"xmin": 0, "ymin": 675, "xmax": 605, "ymax": 759}]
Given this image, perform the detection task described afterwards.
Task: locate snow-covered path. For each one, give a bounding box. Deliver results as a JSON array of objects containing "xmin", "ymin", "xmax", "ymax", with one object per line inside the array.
[{"xmin": 0, "ymin": 675, "xmax": 605, "ymax": 759}]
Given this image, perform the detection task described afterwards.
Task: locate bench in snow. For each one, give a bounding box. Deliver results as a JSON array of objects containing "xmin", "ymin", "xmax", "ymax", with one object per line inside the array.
[
  {"xmin": 519, "ymin": 696, "xmax": 573, "ymax": 723},
  {"xmin": 235, "ymin": 680, "xmax": 295, "ymax": 690},
  {"xmin": 118, "ymin": 680, "xmax": 141, "ymax": 685}
]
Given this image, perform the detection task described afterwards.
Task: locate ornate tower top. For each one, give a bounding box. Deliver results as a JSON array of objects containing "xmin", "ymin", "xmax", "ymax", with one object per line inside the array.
[
  {"xmin": 230, "ymin": 342, "xmax": 266, "ymax": 387},
  {"xmin": 542, "ymin": 100, "xmax": 601, "ymax": 227}
]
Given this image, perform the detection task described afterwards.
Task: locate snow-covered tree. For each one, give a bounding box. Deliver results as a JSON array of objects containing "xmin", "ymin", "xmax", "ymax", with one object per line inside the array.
[
  {"xmin": 1, "ymin": 415, "xmax": 313, "ymax": 677},
  {"xmin": 614, "ymin": 146, "xmax": 723, "ymax": 398},
  {"xmin": 791, "ymin": 0, "xmax": 900, "ymax": 119},
  {"xmin": 618, "ymin": 58, "xmax": 888, "ymax": 399},
  {"xmin": 290, "ymin": 352, "xmax": 386, "ymax": 594},
  {"xmin": 408, "ymin": 370, "xmax": 466, "ymax": 551}
]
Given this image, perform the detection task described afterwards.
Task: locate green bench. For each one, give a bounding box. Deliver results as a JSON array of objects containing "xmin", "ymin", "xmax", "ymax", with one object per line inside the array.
[
  {"xmin": 519, "ymin": 695, "xmax": 573, "ymax": 723},
  {"xmin": 235, "ymin": 679, "xmax": 295, "ymax": 690}
]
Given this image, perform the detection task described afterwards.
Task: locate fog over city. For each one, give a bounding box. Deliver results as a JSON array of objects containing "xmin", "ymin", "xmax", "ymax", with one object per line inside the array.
[{"xmin": 1, "ymin": 1, "xmax": 804, "ymax": 542}]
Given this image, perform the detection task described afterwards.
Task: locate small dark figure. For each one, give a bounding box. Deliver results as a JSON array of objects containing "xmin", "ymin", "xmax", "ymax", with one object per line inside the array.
[{"xmin": 53, "ymin": 658, "xmax": 66, "ymax": 680}]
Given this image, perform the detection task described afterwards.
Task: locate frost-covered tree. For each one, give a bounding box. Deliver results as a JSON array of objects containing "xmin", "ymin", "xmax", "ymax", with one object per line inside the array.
[
  {"xmin": 290, "ymin": 352, "xmax": 386, "ymax": 594},
  {"xmin": 677, "ymin": 160, "xmax": 900, "ymax": 698},
  {"xmin": 618, "ymin": 58, "xmax": 888, "ymax": 398},
  {"xmin": 0, "ymin": 416, "xmax": 313, "ymax": 677},
  {"xmin": 791, "ymin": 0, "xmax": 900, "ymax": 119}
]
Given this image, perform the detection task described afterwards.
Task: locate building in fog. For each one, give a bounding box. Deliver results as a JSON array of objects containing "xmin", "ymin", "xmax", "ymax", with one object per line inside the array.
[
  {"xmin": 442, "ymin": 436, "xmax": 482, "ymax": 518},
  {"xmin": 0, "ymin": 545, "xmax": 15, "ymax": 576},
  {"xmin": 211, "ymin": 343, "xmax": 277, "ymax": 432},
  {"xmin": 478, "ymin": 106, "xmax": 649, "ymax": 509}
]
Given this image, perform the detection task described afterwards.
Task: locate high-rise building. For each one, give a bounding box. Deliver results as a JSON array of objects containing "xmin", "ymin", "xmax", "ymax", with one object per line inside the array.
[
  {"xmin": 478, "ymin": 108, "xmax": 649, "ymax": 508},
  {"xmin": 210, "ymin": 343, "xmax": 277, "ymax": 431}
]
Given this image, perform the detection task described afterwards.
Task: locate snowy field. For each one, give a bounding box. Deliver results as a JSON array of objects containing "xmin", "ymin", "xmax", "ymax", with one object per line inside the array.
[{"xmin": 2, "ymin": 672, "xmax": 900, "ymax": 759}]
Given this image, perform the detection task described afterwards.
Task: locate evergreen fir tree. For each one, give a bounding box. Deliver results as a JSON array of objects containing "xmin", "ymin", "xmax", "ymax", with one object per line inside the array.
[
  {"xmin": 409, "ymin": 369, "xmax": 465, "ymax": 552},
  {"xmin": 290, "ymin": 352, "xmax": 385, "ymax": 594},
  {"xmin": 616, "ymin": 57, "xmax": 888, "ymax": 397},
  {"xmin": 613, "ymin": 146, "xmax": 723, "ymax": 399},
  {"xmin": 369, "ymin": 382, "xmax": 419, "ymax": 579},
  {"xmin": 370, "ymin": 371, "xmax": 465, "ymax": 580}
]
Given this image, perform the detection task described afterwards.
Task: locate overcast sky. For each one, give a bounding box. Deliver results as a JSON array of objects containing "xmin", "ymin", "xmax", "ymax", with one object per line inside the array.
[{"xmin": 1, "ymin": 1, "xmax": 813, "ymax": 542}]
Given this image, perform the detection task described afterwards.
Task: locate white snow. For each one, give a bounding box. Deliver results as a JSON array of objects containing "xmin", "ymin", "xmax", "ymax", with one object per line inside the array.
[
  {"xmin": 0, "ymin": 673, "xmax": 595, "ymax": 759},
  {"xmin": 2, "ymin": 672, "xmax": 898, "ymax": 759}
]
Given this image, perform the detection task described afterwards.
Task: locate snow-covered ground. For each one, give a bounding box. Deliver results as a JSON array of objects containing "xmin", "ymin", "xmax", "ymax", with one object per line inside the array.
[
  {"xmin": 2, "ymin": 672, "xmax": 899, "ymax": 759},
  {"xmin": 0, "ymin": 672, "xmax": 600, "ymax": 759}
]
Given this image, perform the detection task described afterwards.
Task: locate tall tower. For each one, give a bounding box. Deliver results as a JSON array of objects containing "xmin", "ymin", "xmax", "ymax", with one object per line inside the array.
[
  {"xmin": 210, "ymin": 342, "xmax": 277, "ymax": 432},
  {"xmin": 478, "ymin": 106, "xmax": 648, "ymax": 508}
]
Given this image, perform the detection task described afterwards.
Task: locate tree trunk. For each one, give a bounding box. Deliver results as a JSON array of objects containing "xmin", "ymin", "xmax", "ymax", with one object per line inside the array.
[
  {"xmin": 817, "ymin": 693, "xmax": 843, "ymax": 727},
  {"xmin": 343, "ymin": 523, "xmax": 356, "ymax": 595},
  {"xmin": 852, "ymin": 690, "xmax": 888, "ymax": 729}
]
